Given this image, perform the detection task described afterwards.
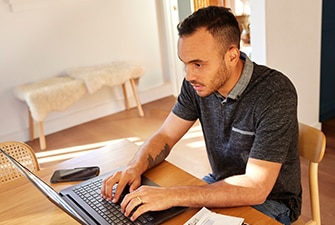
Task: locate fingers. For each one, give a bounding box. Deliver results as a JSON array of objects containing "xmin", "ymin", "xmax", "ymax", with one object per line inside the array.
[
  {"xmin": 101, "ymin": 173, "xmax": 116, "ymax": 201},
  {"xmin": 121, "ymin": 191, "xmax": 147, "ymax": 221},
  {"xmin": 101, "ymin": 171, "xmax": 126, "ymax": 202},
  {"xmin": 101, "ymin": 170, "xmax": 171, "ymax": 222},
  {"xmin": 112, "ymin": 181, "xmax": 128, "ymax": 203},
  {"xmin": 121, "ymin": 186, "xmax": 168, "ymax": 222},
  {"xmin": 101, "ymin": 170, "xmax": 141, "ymax": 203}
]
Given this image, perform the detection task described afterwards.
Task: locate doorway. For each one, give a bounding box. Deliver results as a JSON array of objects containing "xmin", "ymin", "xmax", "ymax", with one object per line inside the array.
[
  {"xmin": 162, "ymin": 0, "xmax": 251, "ymax": 96},
  {"xmin": 320, "ymin": 0, "xmax": 335, "ymax": 122}
]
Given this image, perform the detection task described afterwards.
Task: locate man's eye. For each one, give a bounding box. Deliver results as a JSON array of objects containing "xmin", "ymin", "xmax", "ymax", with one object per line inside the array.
[{"xmin": 195, "ymin": 63, "xmax": 202, "ymax": 68}]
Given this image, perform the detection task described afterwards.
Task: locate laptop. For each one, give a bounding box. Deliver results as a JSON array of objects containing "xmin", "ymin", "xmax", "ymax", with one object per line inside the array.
[{"xmin": 0, "ymin": 147, "xmax": 187, "ymax": 225}]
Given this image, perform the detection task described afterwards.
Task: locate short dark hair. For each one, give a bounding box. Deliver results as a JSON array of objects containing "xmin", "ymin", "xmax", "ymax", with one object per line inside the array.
[{"xmin": 177, "ymin": 6, "xmax": 241, "ymax": 51}]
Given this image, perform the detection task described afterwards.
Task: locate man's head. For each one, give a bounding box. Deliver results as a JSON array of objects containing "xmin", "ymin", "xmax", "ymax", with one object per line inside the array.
[
  {"xmin": 177, "ymin": 6, "xmax": 240, "ymax": 54},
  {"xmin": 177, "ymin": 6, "xmax": 243, "ymax": 98}
]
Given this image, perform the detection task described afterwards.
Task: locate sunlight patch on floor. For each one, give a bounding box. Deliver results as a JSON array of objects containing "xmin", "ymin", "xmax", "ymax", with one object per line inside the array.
[{"xmin": 185, "ymin": 140, "xmax": 206, "ymax": 149}]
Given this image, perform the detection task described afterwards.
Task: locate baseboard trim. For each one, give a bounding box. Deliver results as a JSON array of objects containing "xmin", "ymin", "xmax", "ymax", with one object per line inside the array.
[{"xmin": 2, "ymin": 83, "xmax": 173, "ymax": 142}]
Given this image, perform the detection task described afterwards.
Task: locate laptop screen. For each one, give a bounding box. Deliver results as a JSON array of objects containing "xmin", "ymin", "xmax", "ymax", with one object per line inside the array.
[{"xmin": 0, "ymin": 147, "xmax": 89, "ymax": 224}]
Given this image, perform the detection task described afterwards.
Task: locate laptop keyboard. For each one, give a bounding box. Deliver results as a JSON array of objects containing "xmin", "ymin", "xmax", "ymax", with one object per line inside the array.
[{"xmin": 73, "ymin": 178, "xmax": 154, "ymax": 225}]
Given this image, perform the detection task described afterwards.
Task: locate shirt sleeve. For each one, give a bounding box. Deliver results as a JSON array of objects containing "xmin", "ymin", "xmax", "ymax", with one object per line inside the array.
[
  {"xmin": 172, "ymin": 79, "xmax": 200, "ymax": 121},
  {"xmin": 249, "ymin": 75, "xmax": 298, "ymax": 163}
]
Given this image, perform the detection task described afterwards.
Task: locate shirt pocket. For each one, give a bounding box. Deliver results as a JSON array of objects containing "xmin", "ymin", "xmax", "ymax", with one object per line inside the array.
[{"xmin": 229, "ymin": 126, "xmax": 255, "ymax": 153}]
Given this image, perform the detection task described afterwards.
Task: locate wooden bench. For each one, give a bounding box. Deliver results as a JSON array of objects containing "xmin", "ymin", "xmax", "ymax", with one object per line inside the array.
[{"xmin": 15, "ymin": 62, "xmax": 144, "ymax": 150}]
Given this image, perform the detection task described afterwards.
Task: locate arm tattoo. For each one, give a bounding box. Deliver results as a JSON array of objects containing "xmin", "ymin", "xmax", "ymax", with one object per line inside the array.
[{"xmin": 147, "ymin": 143, "xmax": 170, "ymax": 169}]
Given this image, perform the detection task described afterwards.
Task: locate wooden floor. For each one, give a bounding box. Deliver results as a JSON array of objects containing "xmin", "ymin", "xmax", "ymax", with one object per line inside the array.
[{"xmin": 27, "ymin": 96, "xmax": 334, "ymax": 224}]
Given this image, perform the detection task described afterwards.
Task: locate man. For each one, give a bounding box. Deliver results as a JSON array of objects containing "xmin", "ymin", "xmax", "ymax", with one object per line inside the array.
[{"xmin": 102, "ymin": 6, "xmax": 301, "ymax": 225}]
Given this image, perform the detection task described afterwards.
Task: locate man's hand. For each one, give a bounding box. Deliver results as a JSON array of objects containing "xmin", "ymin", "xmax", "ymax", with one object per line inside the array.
[
  {"xmin": 120, "ymin": 186, "xmax": 173, "ymax": 221},
  {"xmin": 101, "ymin": 167, "xmax": 142, "ymax": 203}
]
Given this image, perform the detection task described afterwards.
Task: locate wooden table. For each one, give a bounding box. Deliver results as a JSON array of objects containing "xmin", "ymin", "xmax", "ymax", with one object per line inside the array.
[{"xmin": 0, "ymin": 139, "xmax": 280, "ymax": 225}]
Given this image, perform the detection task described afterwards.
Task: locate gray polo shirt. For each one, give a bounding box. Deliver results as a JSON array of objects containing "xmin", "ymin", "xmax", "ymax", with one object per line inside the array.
[{"xmin": 172, "ymin": 53, "xmax": 302, "ymax": 221}]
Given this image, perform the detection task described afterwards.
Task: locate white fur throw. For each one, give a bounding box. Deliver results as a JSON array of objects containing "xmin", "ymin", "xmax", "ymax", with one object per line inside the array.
[
  {"xmin": 67, "ymin": 61, "xmax": 144, "ymax": 94},
  {"xmin": 15, "ymin": 62, "xmax": 144, "ymax": 122},
  {"xmin": 15, "ymin": 76, "xmax": 86, "ymax": 122}
]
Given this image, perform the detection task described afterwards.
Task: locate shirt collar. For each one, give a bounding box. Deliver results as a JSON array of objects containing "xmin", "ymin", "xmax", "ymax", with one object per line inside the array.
[{"xmin": 227, "ymin": 51, "xmax": 253, "ymax": 100}]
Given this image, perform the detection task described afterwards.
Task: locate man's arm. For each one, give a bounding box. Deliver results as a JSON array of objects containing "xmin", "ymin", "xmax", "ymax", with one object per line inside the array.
[
  {"xmin": 128, "ymin": 112, "xmax": 196, "ymax": 175},
  {"xmin": 175, "ymin": 158, "xmax": 282, "ymax": 207},
  {"xmin": 101, "ymin": 112, "xmax": 195, "ymax": 202},
  {"xmin": 122, "ymin": 157, "xmax": 282, "ymax": 221}
]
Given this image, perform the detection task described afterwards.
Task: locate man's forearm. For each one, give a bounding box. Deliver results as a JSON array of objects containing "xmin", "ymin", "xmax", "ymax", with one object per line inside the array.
[
  {"xmin": 127, "ymin": 134, "xmax": 172, "ymax": 174},
  {"xmin": 165, "ymin": 175, "xmax": 270, "ymax": 209},
  {"xmin": 146, "ymin": 143, "xmax": 170, "ymax": 169}
]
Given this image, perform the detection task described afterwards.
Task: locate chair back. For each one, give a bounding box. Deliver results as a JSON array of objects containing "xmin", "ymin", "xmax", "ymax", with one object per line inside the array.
[
  {"xmin": 0, "ymin": 141, "xmax": 40, "ymax": 184},
  {"xmin": 292, "ymin": 123, "xmax": 326, "ymax": 225}
]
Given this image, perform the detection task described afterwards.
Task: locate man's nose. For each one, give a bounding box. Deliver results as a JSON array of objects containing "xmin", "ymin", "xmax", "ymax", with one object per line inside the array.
[{"xmin": 185, "ymin": 66, "xmax": 195, "ymax": 82}]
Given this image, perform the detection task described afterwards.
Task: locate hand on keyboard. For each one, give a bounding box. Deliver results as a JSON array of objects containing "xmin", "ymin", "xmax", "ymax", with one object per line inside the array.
[{"xmin": 101, "ymin": 168, "xmax": 142, "ymax": 204}]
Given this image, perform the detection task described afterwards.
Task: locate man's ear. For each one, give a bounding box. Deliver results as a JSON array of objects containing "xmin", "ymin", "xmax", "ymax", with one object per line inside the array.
[{"xmin": 226, "ymin": 46, "xmax": 240, "ymax": 65}]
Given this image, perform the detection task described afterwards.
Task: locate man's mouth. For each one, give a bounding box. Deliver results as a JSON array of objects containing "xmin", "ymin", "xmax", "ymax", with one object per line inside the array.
[{"xmin": 192, "ymin": 84, "xmax": 203, "ymax": 91}]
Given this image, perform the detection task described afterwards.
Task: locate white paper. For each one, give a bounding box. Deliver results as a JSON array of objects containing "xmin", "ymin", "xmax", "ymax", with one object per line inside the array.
[{"xmin": 184, "ymin": 207, "xmax": 245, "ymax": 225}]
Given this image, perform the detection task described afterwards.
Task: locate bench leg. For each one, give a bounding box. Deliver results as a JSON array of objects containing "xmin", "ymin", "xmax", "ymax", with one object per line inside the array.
[
  {"xmin": 38, "ymin": 122, "xmax": 46, "ymax": 150},
  {"xmin": 122, "ymin": 83, "xmax": 130, "ymax": 110},
  {"xmin": 129, "ymin": 78, "xmax": 144, "ymax": 117},
  {"xmin": 28, "ymin": 109, "xmax": 34, "ymax": 141},
  {"xmin": 28, "ymin": 108, "xmax": 46, "ymax": 150}
]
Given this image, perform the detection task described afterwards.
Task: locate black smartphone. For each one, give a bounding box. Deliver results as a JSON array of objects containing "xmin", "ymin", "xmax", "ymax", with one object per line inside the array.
[{"xmin": 50, "ymin": 166, "xmax": 100, "ymax": 183}]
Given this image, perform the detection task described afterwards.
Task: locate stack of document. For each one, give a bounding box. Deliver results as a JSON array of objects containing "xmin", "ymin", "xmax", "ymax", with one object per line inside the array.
[{"xmin": 184, "ymin": 207, "xmax": 246, "ymax": 225}]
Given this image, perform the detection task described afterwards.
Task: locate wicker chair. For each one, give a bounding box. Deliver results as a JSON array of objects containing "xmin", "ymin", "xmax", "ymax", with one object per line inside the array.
[{"xmin": 0, "ymin": 141, "xmax": 39, "ymax": 184}]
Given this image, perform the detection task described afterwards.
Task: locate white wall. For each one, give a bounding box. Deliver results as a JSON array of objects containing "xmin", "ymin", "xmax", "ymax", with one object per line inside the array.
[
  {"xmin": 250, "ymin": 0, "xmax": 322, "ymax": 128},
  {"xmin": 0, "ymin": 0, "xmax": 323, "ymax": 144},
  {"xmin": 0, "ymin": 0, "xmax": 173, "ymax": 142}
]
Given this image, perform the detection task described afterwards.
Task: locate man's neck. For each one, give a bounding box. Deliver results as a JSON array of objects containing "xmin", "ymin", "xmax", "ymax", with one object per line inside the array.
[{"xmin": 217, "ymin": 59, "xmax": 245, "ymax": 98}]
